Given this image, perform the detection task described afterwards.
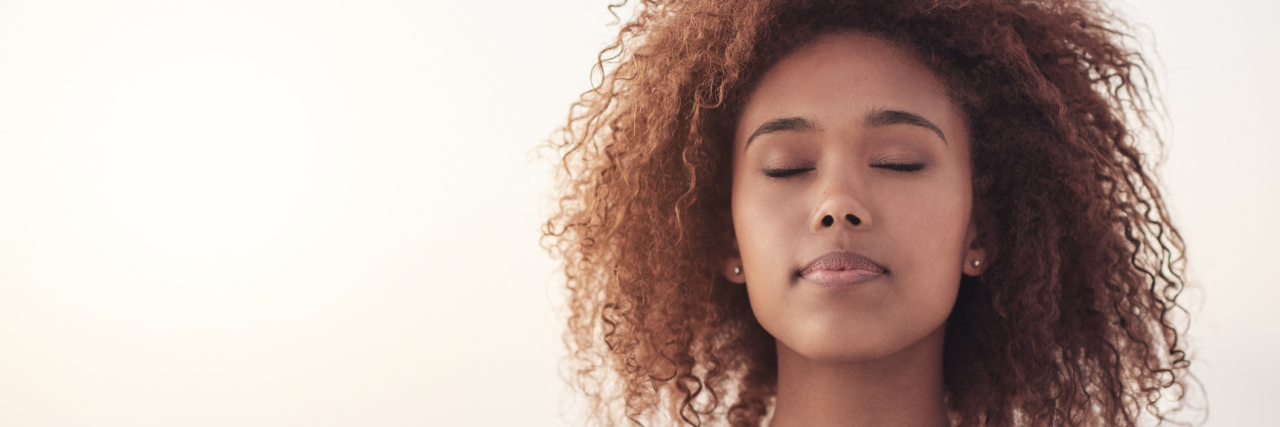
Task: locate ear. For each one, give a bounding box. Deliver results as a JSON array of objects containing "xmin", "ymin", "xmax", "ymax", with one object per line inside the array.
[
  {"xmin": 962, "ymin": 205, "xmax": 994, "ymax": 277},
  {"xmin": 721, "ymin": 237, "xmax": 746, "ymax": 284}
]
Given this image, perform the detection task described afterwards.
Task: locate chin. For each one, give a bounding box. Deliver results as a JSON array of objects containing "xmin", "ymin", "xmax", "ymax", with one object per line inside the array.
[
  {"xmin": 776, "ymin": 321, "xmax": 947, "ymax": 363},
  {"xmin": 786, "ymin": 335, "xmax": 903, "ymax": 363}
]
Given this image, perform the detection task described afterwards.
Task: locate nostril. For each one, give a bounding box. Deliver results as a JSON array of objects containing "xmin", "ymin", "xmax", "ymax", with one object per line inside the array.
[
  {"xmin": 846, "ymin": 214, "xmax": 861, "ymax": 226},
  {"xmin": 821, "ymin": 215, "xmax": 834, "ymax": 227}
]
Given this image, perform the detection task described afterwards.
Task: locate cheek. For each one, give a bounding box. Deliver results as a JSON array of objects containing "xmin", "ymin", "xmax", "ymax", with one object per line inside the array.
[
  {"xmin": 878, "ymin": 175, "xmax": 971, "ymax": 295},
  {"xmin": 731, "ymin": 173, "xmax": 812, "ymax": 331},
  {"xmin": 887, "ymin": 183, "xmax": 969, "ymax": 247},
  {"xmin": 732, "ymin": 181, "xmax": 805, "ymax": 272}
]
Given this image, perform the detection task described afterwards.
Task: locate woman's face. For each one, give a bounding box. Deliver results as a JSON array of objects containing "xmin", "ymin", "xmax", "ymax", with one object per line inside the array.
[{"xmin": 726, "ymin": 33, "xmax": 986, "ymax": 362}]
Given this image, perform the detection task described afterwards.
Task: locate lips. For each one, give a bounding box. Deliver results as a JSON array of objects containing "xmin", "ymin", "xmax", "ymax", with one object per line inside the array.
[{"xmin": 798, "ymin": 252, "xmax": 887, "ymax": 288}]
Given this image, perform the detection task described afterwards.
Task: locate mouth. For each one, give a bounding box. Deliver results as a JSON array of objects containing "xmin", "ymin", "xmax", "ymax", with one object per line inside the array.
[{"xmin": 798, "ymin": 251, "xmax": 887, "ymax": 288}]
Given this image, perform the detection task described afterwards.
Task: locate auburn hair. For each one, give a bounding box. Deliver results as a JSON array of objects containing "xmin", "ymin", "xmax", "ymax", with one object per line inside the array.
[{"xmin": 542, "ymin": 0, "xmax": 1195, "ymax": 425}]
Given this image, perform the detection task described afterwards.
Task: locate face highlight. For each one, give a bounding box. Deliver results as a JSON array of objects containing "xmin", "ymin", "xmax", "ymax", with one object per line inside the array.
[{"xmin": 726, "ymin": 33, "xmax": 986, "ymax": 362}]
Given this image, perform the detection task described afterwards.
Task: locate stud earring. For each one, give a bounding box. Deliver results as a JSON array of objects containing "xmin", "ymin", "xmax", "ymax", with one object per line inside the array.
[
  {"xmin": 733, "ymin": 266, "xmax": 742, "ymax": 275},
  {"xmin": 970, "ymin": 259, "xmax": 981, "ymax": 268}
]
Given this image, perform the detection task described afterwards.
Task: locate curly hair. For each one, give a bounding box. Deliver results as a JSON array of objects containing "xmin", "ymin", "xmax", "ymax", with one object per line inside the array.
[{"xmin": 542, "ymin": 0, "xmax": 1194, "ymax": 426}]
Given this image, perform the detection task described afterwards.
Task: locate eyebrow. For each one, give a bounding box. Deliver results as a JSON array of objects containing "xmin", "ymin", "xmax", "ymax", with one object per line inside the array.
[
  {"xmin": 864, "ymin": 108, "xmax": 947, "ymax": 145},
  {"xmin": 744, "ymin": 109, "xmax": 948, "ymax": 150},
  {"xmin": 744, "ymin": 116, "xmax": 820, "ymax": 148}
]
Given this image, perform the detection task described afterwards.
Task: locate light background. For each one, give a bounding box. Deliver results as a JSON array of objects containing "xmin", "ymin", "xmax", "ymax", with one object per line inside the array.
[{"xmin": 0, "ymin": 0, "xmax": 1272, "ymax": 425}]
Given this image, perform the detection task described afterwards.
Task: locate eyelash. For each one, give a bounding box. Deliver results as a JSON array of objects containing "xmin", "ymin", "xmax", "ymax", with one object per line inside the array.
[
  {"xmin": 872, "ymin": 161, "xmax": 927, "ymax": 172},
  {"xmin": 763, "ymin": 166, "xmax": 814, "ymax": 178},
  {"xmin": 762, "ymin": 162, "xmax": 926, "ymax": 178}
]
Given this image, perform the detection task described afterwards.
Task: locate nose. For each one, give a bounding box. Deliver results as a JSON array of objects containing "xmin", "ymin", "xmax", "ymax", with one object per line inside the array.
[
  {"xmin": 820, "ymin": 213, "xmax": 862, "ymax": 227},
  {"xmin": 810, "ymin": 190, "xmax": 872, "ymax": 232}
]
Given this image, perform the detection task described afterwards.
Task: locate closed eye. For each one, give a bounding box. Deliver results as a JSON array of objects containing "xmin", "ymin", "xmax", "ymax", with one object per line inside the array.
[
  {"xmin": 762, "ymin": 166, "xmax": 815, "ymax": 178},
  {"xmin": 871, "ymin": 162, "xmax": 926, "ymax": 172}
]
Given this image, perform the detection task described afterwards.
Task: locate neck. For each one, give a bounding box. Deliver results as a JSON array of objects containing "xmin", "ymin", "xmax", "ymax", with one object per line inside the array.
[{"xmin": 768, "ymin": 326, "xmax": 950, "ymax": 427}]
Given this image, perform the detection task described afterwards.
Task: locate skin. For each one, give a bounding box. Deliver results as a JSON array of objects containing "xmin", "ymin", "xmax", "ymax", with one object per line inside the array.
[{"xmin": 722, "ymin": 33, "xmax": 989, "ymax": 426}]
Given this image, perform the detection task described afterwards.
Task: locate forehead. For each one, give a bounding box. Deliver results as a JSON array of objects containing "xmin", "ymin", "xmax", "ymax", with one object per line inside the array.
[{"xmin": 735, "ymin": 32, "xmax": 961, "ymax": 142}]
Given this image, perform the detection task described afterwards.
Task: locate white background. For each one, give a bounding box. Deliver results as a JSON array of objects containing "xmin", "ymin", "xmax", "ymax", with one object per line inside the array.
[{"xmin": 0, "ymin": 0, "xmax": 1272, "ymax": 425}]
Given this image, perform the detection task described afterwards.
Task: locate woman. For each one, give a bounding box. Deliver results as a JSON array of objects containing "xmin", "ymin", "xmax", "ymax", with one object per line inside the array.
[{"xmin": 543, "ymin": 0, "xmax": 1195, "ymax": 426}]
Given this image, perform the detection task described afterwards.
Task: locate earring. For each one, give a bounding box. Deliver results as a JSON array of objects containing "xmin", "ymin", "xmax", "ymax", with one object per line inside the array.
[
  {"xmin": 970, "ymin": 259, "xmax": 981, "ymax": 268},
  {"xmin": 733, "ymin": 266, "xmax": 742, "ymax": 275}
]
